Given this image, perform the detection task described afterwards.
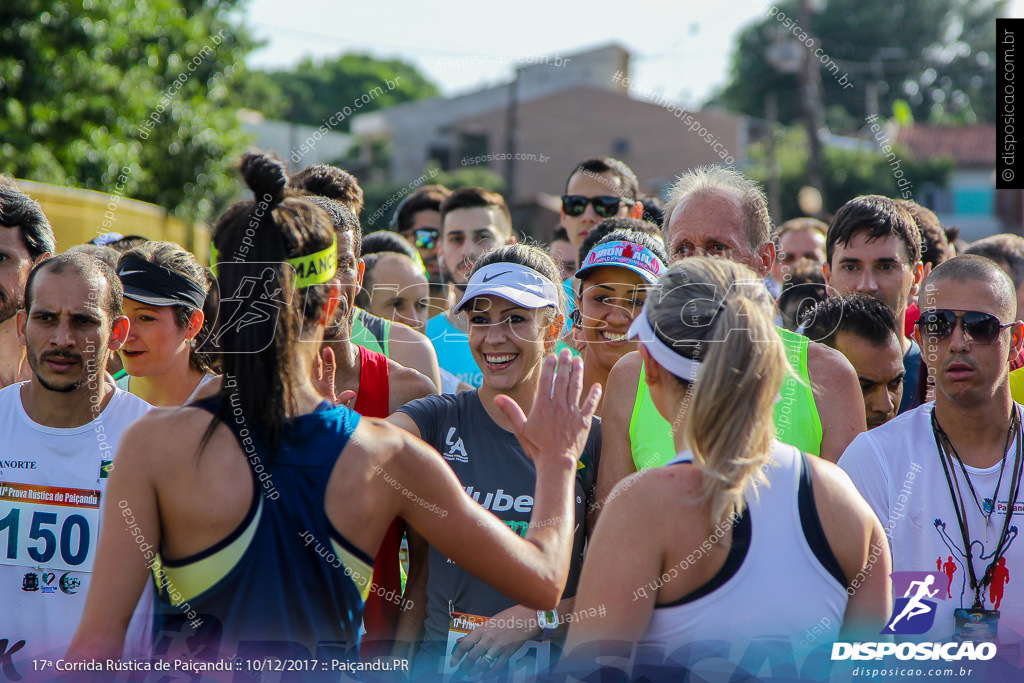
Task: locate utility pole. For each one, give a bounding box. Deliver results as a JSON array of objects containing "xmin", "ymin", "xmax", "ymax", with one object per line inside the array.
[
  {"xmin": 766, "ymin": 91, "xmax": 781, "ymax": 224},
  {"xmin": 800, "ymin": 0, "xmax": 825, "ymax": 197},
  {"xmin": 766, "ymin": 38, "xmax": 803, "ymax": 222},
  {"xmin": 504, "ymin": 67, "xmax": 519, "ymax": 203}
]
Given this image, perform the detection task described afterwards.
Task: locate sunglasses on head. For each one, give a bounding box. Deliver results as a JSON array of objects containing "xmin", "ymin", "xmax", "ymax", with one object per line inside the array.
[
  {"xmin": 561, "ymin": 195, "xmax": 631, "ymax": 218},
  {"xmin": 915, "ymin": 309, "xmax": 1013, "ymax": 345},
  {"xmin": 412, "ymin": 227, "xmax": 439, "ymax": 250}
]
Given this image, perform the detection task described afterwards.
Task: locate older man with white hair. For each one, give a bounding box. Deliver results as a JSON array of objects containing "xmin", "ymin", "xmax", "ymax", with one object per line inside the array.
[{"xmin": 596, "ymin": 165, "xmax": 865, "ymax": 512}]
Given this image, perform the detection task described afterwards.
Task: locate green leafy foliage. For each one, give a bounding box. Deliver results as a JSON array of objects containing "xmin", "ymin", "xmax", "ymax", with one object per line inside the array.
[
  {"xmin": 747, "ymin": 127, "xmax": 954, "ymax": 221},
  {"xmin": 711, "ymin": 0, "xmax": 1005, "ymax": 128},
  {"xmin": 247, "ymin": 54, "xmax": 440, "ymax": 131},
  {"xmin": 0, "ymin": 0, "xmax": 261, "ymax": 222}
]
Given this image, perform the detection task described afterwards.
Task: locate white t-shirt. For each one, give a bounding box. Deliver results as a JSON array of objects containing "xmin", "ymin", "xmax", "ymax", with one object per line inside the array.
[
  {"xmin": 0, "ymin": 381, "xmax": 152, "ymax": 670},
  {"xmin": 839, "ymin": 402, "xmax": 1024, "ymax": 645}
]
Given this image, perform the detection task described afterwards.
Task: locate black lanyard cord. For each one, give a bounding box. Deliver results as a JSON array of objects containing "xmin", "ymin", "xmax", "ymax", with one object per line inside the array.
[
  {"xmin": 931, "ymin": 406, "xmax": 1022, "ymax": 609},
  {"xmin": 949, "ymin": 412, "xmax": 1014, "ymax": 520}
]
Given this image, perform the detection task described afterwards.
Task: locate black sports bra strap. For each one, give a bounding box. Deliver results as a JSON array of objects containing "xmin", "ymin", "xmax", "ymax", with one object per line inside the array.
[{"xmin": 797, "ymin": 451, "xmax": 847, "ymax": 588}]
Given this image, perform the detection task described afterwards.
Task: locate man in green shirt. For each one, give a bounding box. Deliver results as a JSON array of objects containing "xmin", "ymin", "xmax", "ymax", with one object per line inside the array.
[{"xmin": 595, "ymin": 165, "xmax": 866, "ymax": 516}]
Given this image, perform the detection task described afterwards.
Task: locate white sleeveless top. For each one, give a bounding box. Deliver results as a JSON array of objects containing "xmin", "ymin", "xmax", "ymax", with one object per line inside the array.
[
  {"xmin": 642, "ymin": 442, "xmax": 847, "ymax": 662},
  {"xmin": 0, "ymin": 382, "xmax": 152, "ymax": 665}
]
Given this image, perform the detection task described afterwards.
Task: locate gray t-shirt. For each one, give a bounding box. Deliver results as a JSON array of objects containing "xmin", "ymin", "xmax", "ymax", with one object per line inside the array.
[{"xmin": 397, "ymin": 391, "xmax": 601, "ymax": 644}]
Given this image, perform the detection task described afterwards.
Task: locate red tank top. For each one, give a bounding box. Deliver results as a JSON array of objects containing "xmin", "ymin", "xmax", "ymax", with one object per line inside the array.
[
  {"xmin": 351, "ymin": 345, "xmax": 402, "ymax": 657},
  {"xmin": 353, "ymin": 345, "xmax": 390, "ymax": 418}
]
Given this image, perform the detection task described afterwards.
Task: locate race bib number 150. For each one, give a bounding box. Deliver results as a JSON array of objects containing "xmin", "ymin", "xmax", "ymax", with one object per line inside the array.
[{"xmin": 0, "ymin": 482, "xmax": 99, "ymax": 572}]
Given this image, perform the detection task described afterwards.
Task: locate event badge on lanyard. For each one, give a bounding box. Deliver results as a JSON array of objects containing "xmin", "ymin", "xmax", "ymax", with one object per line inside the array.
[
  {"xmin": 444, "ymin": 612, "xmax": 551, "ymax": 680},
  {"xmin": 0, "ymin": 482, "xmax": 99, "ymax": 575},
  {"xmin": 953, "ymin": 608, "xmax": 1000, "ymax": 642},
  {"xmin": 932, "ymin": 407, "xmax": 1023, "ymax": 643}
]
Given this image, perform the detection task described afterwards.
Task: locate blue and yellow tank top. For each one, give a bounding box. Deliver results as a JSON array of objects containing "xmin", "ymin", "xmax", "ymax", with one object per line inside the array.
[{"xmin": 150, "ymin": 398, "xmax": 372, "ymax": 660}]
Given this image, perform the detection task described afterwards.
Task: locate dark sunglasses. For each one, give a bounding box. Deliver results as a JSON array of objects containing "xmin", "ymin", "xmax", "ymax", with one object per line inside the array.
[
  {"xmin": 561, "ymin": 195, "xmax": 631, "ymax": 218},
  {"xmin": 915, "ymin": 309, "xmax": 1013, "ymax": 345},
  {"xmin": 412, "ymin": 227, "xmax": 439, "ymax": 250}
]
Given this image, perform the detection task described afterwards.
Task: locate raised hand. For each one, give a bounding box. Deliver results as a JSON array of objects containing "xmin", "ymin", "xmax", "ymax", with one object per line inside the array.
[
  {"xmin": 313, "ymin": 346, "xmax": 355, "ymax": 407},
  {"xmin": 495, "ymin": 348, "xmax": 601, "ymax": 467}
]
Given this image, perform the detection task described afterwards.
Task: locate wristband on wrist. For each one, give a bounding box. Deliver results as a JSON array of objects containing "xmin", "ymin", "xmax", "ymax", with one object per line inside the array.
[{"xmin": 537, "ymin": 609, "xmax": 559, "ymax": 637}]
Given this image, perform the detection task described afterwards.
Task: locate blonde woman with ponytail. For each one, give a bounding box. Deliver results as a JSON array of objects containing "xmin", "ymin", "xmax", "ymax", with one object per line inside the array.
[{"xmin": 562, "ymin": 258, "xmax": 890, "ymax": 675}]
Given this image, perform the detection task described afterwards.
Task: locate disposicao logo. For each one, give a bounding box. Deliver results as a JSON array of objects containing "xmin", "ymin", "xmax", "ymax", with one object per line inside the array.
[
  {"xmin": 831, "ymin": 641, "xmax": 996, "ymax": 662},
  {"xmin": 831, "ymin": 570, "xmax": 997, "ymax": 664},
  {"xmin": 882, "ymin": 571, "xmax": 946, "ymax": 635}
]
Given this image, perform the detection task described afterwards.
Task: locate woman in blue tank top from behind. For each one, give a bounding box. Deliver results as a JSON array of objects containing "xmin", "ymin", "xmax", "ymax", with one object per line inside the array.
[
  {"xmin": 67, "ymin": 153, "xmax": 602, "ymax": 669},
  {"xmin": 561, "ymin": 258, "xmax": 892, "ymax": 680}
]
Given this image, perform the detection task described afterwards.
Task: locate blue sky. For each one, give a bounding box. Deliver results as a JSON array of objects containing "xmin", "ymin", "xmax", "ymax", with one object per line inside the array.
[
  {"xmin": 245, "ymin": 0, "xmax": 1022, "ymax": 109},
  {"xmin": 246, "ymin": 0, "xmax": 776, "ymax": 107}
]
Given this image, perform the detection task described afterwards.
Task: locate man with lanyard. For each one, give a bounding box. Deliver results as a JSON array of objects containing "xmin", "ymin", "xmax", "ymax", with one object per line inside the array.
[
  {"xmin": 841, "ymin": 255, "xmax": 1024, "ymax": 649},
  {"xmin": 0, "ymin": 253, "xmax": 151, "ymax": 674}
]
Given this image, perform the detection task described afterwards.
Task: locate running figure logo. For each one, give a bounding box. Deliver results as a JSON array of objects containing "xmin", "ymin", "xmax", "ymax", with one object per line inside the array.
[
  {"xmin": 933, "ymin": 517, "xmax": 1018, "ymax": 607},
  {"xmin": 881, "ymin": 571, "xmax": 948, "ymax": 635},
  {"xmin": 202, "ymin": 266, "xmax": 288, "ymax": 354},
  {"xmin": 989, "ymin": 557, "xmax": 1010, "ymax": 610},
  {"xmin": 938, "ymin": 555, "xmax": 957, "ymax": 598}
]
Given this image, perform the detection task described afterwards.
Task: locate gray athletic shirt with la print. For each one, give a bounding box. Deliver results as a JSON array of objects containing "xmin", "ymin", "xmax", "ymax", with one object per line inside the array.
[{"xmin": 397, "ymin": 390, "xmax": 601, "ymax": 644}]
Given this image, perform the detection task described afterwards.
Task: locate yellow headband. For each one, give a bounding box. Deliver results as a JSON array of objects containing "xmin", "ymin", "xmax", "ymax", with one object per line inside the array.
[{"xmin": 210, "ymin": 240, "xmax": 338, "ymax": 289}]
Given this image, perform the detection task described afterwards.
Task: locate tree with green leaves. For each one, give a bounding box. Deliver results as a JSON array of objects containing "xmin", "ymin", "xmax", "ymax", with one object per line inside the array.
[
  {"xmin": 0, "ymin": 0, "xmax": 262, "ymax": 223},
  {"xmin": 247, "ymin": 54, "xmax": 440, "ymax": 131},
  {"xmin": 360, "ymin": 162, "xmax": 506, "ymax": 231},
  {"xmin": 712, "ymin": 0, "xmax": 1005, "ymax": 129},
  {"xmin": 747, "ymin": 127, "xmax": 954, "ymax": 222}
]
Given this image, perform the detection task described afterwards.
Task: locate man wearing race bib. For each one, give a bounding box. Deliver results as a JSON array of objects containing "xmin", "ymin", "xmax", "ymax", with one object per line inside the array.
[{"xmin": 0, "ymin": 252, "xmax": 151, "ymax": 674}]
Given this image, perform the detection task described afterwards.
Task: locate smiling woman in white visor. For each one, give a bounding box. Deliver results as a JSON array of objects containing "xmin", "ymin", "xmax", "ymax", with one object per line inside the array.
[
  {"xmin": 574, "ymin": 229, "xmax": 667, "ymax": 416},
  {"xmin": 388, "ymin": 243, "xmax": 603, "ymax": 678},
  {"xmin": 561, "ymin": 258, "xmax": 891, "ymax": 678}
]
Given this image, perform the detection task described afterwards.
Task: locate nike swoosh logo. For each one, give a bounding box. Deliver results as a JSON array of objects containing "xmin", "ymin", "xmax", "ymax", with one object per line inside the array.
[
  {"xmin": 118, "ymin": 270, "xmax": 145, "ymax": 276},
  {"xmin": 481, "ymin": 271, "xmax": 509, "ymax": 283}
]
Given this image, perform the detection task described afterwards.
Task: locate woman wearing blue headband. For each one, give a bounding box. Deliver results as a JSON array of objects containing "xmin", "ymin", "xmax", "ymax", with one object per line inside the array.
[
  {"xmin": 388, "ymin": 243, "xmax": 603, "ymax": 678},
  {"xmin": 115, "ymin": 242, "xmax": 216, "ymax": 406}
]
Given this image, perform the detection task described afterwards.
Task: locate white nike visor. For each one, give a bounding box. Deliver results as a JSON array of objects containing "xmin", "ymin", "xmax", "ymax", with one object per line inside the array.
[{"xmin": 455, "ymin": 263, "xmax": 561, "ymax": 313}]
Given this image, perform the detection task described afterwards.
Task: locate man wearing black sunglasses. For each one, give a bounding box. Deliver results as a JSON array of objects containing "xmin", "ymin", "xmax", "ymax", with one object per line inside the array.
[
  {"xmin": 560, "ymin": 158, "xmax": 643, "ymax": 253},
  {"xmin": 841, "ymin": 255, "xmax": 1024, "ymax": 647},
  {"xmin": 559, "ymin": 159, "xmax": 644, "ymax": 330},
  {"xmin": 391, "ymin": 185, "xmax": 450, "ymax": 285}
]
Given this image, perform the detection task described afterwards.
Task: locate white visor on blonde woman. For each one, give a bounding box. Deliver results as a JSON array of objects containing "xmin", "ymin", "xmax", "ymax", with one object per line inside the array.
[
  {"xmin": 455, "ymin": 263, "xmax": 561, "ymax": 313},
  {"xmin": 627, "ymin": 303, "xmax": 703, "ymax": 383}
]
